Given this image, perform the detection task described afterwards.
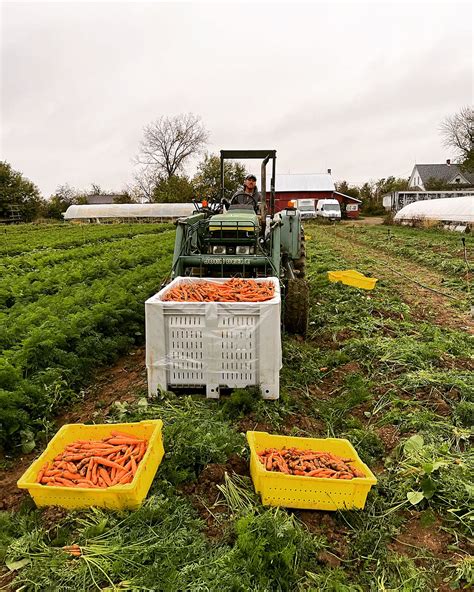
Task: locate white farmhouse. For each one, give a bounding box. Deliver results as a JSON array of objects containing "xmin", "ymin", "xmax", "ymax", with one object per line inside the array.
[{"xmin": 409, "ymin": 160, "xmax": 474, "ymax": 190}]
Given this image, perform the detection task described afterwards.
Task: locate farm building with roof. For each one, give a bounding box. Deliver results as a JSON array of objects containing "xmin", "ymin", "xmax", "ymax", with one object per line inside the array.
[
  {"xmin": 409, "ymin": 161, "xmax": 474, "ymax": 191},
  {"xmin": 256, "ymin": 172, "xmax": 361, "ymax": 218},
  {"xmin": 383, "ymin": 160, "xmax": 474, "ymax": 212}
]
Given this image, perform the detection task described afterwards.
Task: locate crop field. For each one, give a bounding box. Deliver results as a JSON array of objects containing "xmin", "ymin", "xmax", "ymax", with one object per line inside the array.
[
  {"xmin": 0, "ymin": 223, "xmax": 175, "ymax": 452},
  {"xmin": 0, "ymin": 221, "xmax": 473, "ymax": 591}
]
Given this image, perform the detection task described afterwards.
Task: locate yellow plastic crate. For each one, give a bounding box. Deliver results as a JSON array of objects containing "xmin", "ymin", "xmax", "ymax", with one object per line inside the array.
[
  {"xmin": 327, "ymin": 269, "xmax": 378, "ymax": 290},
  {"xmin": 247, "ymin": 431, "xmax": 377, "ymax": 510},
  {"xmin": 17, "ymin": 420, "xmax": 164, "ymax": 510}
]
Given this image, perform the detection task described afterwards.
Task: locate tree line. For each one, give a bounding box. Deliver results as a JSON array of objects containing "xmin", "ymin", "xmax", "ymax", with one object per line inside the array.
[{"xmin": 1, "ymin": 106, "xmax": 472, "ymax": 222}]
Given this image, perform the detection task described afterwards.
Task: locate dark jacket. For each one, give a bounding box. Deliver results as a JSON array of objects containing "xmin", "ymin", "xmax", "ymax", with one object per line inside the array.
[{"xmin": 231, "ymin": 186, "xmax": 262, "ymax": 204}]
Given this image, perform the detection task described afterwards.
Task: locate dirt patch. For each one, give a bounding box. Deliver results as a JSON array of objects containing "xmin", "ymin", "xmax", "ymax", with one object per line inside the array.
[
  {"xmin": 0, "ymin": 570, "xmax": 17, "ymax": 590},
  {"xmin": 308, "ymin": 361, "xmax": 362, "ymax": 401},
  {"xmin": 237, "ymin": 416, "xmax": 273, "ymax": 433},
  {"xmin": 298, "ymin": 510, "xmax": 350, "ymax": 559},
  {"xmin": 376, "ymin": 425, "xmax": 400, "ymax": 452},
  {"xmin": 389, "ymin": 513, "xmax": 453, "ymax": 560},
  {"xmin": 310, "ymin": 329, "xmax": 357, "ymax": 351},
  {"xmin": 0, "ymin": 486, "xmax": 28, "ymax": 511},
  {"xmin": 341, "ymin": 217, "xmax": 384, "ymax": 226},
  {"xmin": 282, "ymin": 414, "xmax": 326, "ymax": 435},
  {"xmin": 0, "ymin": 346, "xmax": 147, "ymax": 512},
  {"xmin": 40, "ymin": 505, "xmax": 70, "ymax": 530},
  {"xmin": 180, "ymin": 454, "xmax": 249, "ymax": 540},
  {"xmin": 56, "ymin": 346, "xmax": 146, "ymax": 425}
]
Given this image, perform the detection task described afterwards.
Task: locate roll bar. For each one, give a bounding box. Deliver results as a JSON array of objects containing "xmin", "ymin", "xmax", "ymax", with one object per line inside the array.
[{"xmin": 220, "ymin": 150, "xmax": 277, "ymax": 220}]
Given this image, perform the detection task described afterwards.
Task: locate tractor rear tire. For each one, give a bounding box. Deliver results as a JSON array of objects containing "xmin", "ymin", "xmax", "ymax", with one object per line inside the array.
[
  {"xmin": 284, "ymin": 278, "xmax": 309, "ymax": 336},
  {"xmin": 293, "ymin": 255, "xmax": 306, "ymax": 277},
  {"xmin": 293, "ymin": 227, "xmax": 306, "ymax": 276}
]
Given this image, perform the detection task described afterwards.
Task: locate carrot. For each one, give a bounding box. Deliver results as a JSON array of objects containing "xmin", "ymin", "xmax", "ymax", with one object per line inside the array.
[
  {"xmin": 91, "ymin": 457, "xmax": 124, "ymax": 471},
  {"xmin": 62, "ymin": 544, "xmax": 81, "ymax": 557},
  {"xmin": 130, "ymin": 455, "xmax": 137, "ymax": 477},
  {"xmin": 105, "ymin": 438, "xmax": 145, "ymax": 446},
  {"xmin": 257, "ymin": 447, "xmax": 366, "ymax": 479},
  {"xmin": 91, "ymin": 462, "xmax": 98, "ymax": 485},
  {"xmin": 99, "ymin": 468, "xmax": 112, "ymax": 487},
  {"xmin": 36, "ymin": 463, "xmax": 49, "ymax": 483},
  {"xmin": 61, "ymin": 471, "xmax": 82, "ymax": 481},
  {"xmin": 118, "ymin": 471, "xmax": 133, "ymax": 484},
  {"xmin": 55, "ymin": 477, "xmax": 75, "ymax": 487},
  {"xmin": 85, "ymin": 458, "xmax": 93, "ymax": 481},
  {"xmin": 36, "ymin": 431, "xmax": 149, "ymax": 489},
  {"xmin": 110, "ymin": 431, "xmax": 141, "ymax": 440},
  {"xmin": 163, "ymin": 278, "xmax": 275, "ymax": 303}
]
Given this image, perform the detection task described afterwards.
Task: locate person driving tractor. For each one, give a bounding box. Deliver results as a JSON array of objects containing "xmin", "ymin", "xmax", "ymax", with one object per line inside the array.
[{"xmin": 222, "ymin": 174, "xmax": 262, "ymax": 212}]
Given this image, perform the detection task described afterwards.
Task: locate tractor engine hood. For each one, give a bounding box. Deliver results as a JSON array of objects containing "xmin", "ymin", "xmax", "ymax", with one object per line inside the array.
[{"xmin": 209, "ymin": 211, "xmax": 259, "ymax": 232}]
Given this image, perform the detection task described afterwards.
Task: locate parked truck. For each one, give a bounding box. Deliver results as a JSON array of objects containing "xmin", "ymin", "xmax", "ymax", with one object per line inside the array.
[
  {"xmin": 316, "ymin": 199, "xmax": 341, "ymax": 221},
  {"xmin": 297, "ymin": 199, "xmax": 317, "ymax": 219}
]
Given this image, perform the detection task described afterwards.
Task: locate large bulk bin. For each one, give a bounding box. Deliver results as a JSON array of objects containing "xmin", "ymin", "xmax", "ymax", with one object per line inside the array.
[{"xmin": 145, "ymin": 277, "xmax": 281, "ymax": 399}]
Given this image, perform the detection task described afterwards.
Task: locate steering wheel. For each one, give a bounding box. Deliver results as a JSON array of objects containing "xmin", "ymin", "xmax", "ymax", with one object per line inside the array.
[{"xmin": 230, "ymin": 192, "xmax": 258, "ymax": 211}]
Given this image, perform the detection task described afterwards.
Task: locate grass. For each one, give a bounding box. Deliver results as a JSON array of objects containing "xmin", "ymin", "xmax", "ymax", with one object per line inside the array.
[{"xmin": 1, "ymin": 222, "xmax": 473, "ymax": 591}]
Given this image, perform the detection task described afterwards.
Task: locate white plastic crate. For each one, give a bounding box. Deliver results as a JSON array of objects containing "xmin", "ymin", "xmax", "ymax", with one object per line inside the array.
[{"xmin": 145, "ymin": 277, "xmax": 281, "ymax": 399}]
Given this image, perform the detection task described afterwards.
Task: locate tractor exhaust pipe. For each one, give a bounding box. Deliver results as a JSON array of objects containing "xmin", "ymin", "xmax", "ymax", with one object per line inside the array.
[{"xmin": 260, "ymin": 154, "xmax": 270, "ymax": 230}]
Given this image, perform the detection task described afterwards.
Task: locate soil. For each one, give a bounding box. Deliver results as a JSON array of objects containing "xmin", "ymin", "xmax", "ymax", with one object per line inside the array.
[
  {"xmin": 341, "ymin": 217, "xmax": 384, "ymax": 226},
  {"xmin": 39, "ymin": 505, "xmax": 70, "ymax": 531},
  {"xmin": 237, "ymin": 416, "xmax": 273, "ymax": 434},
  {"xmin": 389, "ymin": 513, "xmax": 459, "ymax": 592},
  {"xmin": 281, "ymin": 413, "xmax": 326, "ymax": 436},
  {"xmin": 390, "ymin": 514, "xmax": 453, "ymax": 559},
  {"xmin": 0, "ymin": 346, "xmax": 146, "ymax": 512},
  {"xmin": 307, "ymin": 361, "xmax": 362, "ymax": 401},
  {"xmin": 297, "ymin": 510, "xmax": 350, "ymax": 560},
  {"xmin": 376, "ymin": 425, "xmax": 400, "ymax": 452},
  {"xmin": 179, "ymin": 454, "xmax": 249, "ymax": 540}
]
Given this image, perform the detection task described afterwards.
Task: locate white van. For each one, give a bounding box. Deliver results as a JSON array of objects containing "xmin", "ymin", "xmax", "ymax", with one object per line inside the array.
[
  {"xmin": 297, "ymin": 199, "xmax": 316, "ymax": 219},
  {"xmin": 316, "ymin": 199, "xmax": 341, "ymax": 221}
]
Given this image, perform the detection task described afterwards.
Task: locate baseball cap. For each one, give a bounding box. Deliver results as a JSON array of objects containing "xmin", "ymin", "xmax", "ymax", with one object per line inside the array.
[{"xmin": 245, "ymin": 174, "xmax": 257, "ymax": 181}]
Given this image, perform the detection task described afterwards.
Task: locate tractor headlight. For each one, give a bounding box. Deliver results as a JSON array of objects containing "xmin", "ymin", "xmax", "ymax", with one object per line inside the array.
[
  {"xmin": 212, "ymin": 245, "xmax": 226, "ymax": 254},
  {"xmin": 236, "ymin": 245, "xmax": 250, "ymax": 255}
]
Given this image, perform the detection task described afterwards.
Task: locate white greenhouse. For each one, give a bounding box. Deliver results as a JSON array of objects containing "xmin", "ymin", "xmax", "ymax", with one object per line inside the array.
[
  {"xmin": 63, "ymin": 203, "xmax": 195, "ymax": 222},
  {"xmin": 394, "ymin": 196, "xmax": 473, "ymax": 229}
]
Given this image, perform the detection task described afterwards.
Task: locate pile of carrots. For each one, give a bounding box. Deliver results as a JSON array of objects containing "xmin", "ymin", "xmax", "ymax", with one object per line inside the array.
[
  {"xmin": 36, "ymin": 431, "xmax": 147, "ymax": 488},
  {"xmin": 257, "ymin": 447, "xmax": 366, "ymax": 480},
  {"xmin": 162, "ymin": 278, "xmax": 275, "ymax": 302},
  {"xmin": 62, "ymin": 544, "xmax": 81, "ymax": 557}
]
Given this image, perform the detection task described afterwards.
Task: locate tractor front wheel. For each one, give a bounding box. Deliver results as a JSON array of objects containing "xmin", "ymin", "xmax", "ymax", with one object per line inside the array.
[{"xmin": 284, "ymin": 278, "xmax": 309, "ymax": 336}]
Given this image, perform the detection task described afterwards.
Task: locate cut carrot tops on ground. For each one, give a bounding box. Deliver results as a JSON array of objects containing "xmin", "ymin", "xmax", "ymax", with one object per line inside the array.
[
  {"xmin": 35, "ymin": 434, "xmax": 148, "ymax": 488},
  {"xmin": 257, "ymin": 447, "xmax": 366, "ymax": 479},
  {"xmin": 162, "ymin": 278, "xmax": 275, "ymax": 302}
]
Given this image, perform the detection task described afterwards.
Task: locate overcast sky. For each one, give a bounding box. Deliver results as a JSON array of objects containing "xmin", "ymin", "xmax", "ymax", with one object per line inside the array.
[{"xmin": 1, "ymin": 0, "xmax": 472, "ymax": 197}]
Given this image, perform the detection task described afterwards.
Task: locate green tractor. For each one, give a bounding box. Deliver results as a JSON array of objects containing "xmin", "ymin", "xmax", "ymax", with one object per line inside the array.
[{"xmin": 170, "ymin": 150, "xmax": 309, "ymax": 334}]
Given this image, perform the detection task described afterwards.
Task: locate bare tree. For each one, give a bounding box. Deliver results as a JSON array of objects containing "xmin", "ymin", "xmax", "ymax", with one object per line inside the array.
[
  {"xmin": 136, "ymin": 113, "xmax": 209, "ymax": 180},
  {"xmin": 440, "ymin": 106, "xmax": 474, "ymax": 161},
  {"xmin": 130, "ymin": 166, "xmax": 162, "ymax": 203},
  {"xmin": 54, "ymin": 183, "xmax": 76, "ymax": 204}
]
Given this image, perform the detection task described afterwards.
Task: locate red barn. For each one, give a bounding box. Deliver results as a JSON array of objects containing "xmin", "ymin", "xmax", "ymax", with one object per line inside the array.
[
  {"xmin": 256, "ymin": 173, "xmax": 361, "ymax": 218},
  {"xmin": 333, "ymin": 191, "xmax": 362, "ymax": 219}
]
